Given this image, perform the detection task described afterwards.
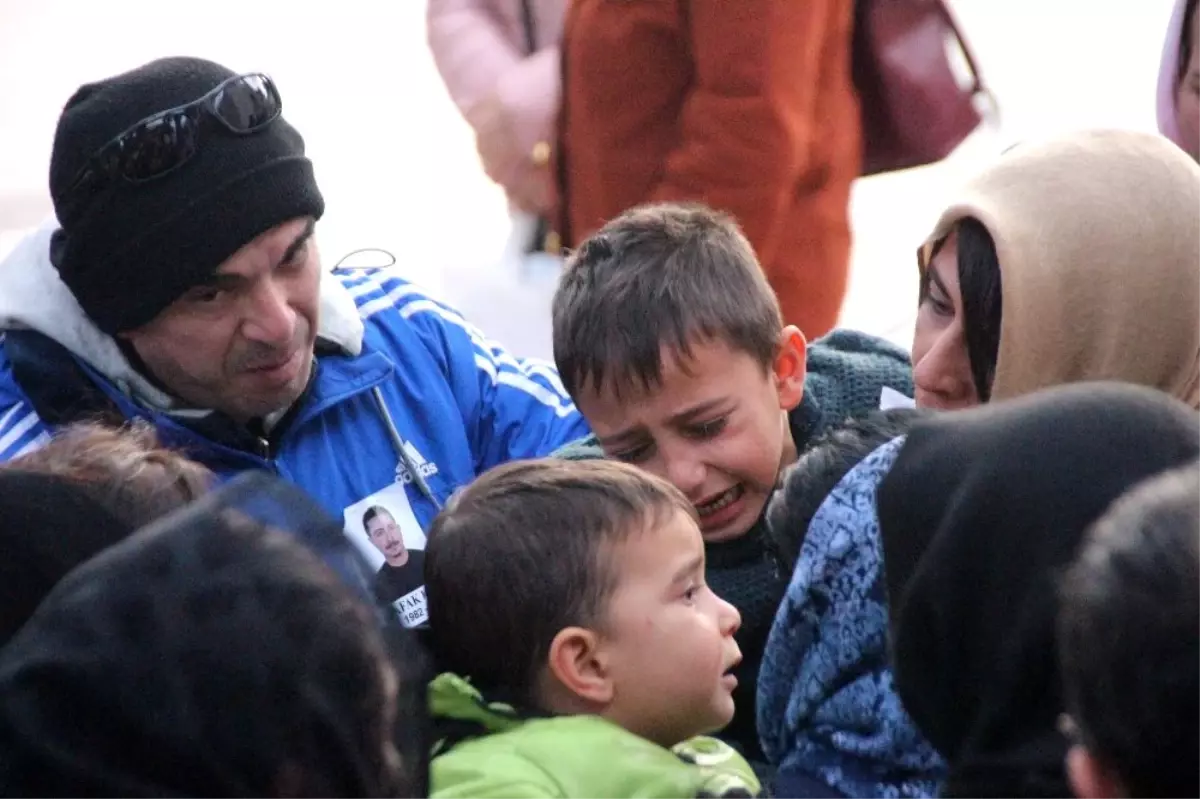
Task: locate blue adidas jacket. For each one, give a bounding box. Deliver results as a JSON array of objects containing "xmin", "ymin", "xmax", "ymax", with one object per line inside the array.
[{"xmin": 0, "ymin": 227, "xmax": 588, "ymax": 545}]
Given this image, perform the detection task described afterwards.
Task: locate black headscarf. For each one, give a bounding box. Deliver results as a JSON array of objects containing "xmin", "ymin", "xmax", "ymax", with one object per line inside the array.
[
  {"xmin": 0, "ymin": 472, "xmax": 430, "ymax": 797},
  {"xmin": 877, "ymin": 382, "xmax": 1200, "ymax": 797},
  {"xmin": 0, "ymin": 471, "xmax": 134, "ymax": 646}
]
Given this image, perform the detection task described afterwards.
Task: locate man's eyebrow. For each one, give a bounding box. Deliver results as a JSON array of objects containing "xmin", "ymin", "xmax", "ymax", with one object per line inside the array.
[
  {"xmin": 280, "ymin": 219, "xmax": 316, "ymax": 266},
  {"xmin": 195, "ymin": 272, "xmax": 244, "ymax": 290}
]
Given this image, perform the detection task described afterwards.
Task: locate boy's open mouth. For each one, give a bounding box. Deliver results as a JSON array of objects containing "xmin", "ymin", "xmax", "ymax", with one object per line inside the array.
[{"xmin": 695, "ymin": 484, "xmax": 744, "ymax": 518}]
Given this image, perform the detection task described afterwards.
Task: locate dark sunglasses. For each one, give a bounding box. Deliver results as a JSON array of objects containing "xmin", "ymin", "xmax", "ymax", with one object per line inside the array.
[{"xmin": 67, "ymin": 72, "xmax": 282, "ymax": 199}]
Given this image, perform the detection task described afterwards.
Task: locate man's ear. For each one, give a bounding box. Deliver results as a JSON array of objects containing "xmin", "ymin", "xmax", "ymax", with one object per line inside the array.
[
  {"xmin": 1067, "ymin": 743, "xmax": 1126, "ymax": 799},
  {"xmin": 774, "ymin": 325, "xmax": 807, "ymax": 411},
  {"xmin": 546, "ymin": 626, "xmax": 613, "ymax": 705}
]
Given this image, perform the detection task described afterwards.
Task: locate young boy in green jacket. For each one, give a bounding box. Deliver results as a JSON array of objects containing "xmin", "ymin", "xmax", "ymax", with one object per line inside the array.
[
  {"xmin": 549, "ymin": 203, "xmax": 914, "ymax": 759},
  {"xmin": 425, "ymin": 459, "xmax": 761, "ymax": 798}
]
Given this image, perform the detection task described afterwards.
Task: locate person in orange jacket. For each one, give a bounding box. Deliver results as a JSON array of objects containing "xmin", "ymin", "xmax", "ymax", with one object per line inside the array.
[{"xmin": 555, "ymin": 0, "xmax": 860, "ymax": 338}]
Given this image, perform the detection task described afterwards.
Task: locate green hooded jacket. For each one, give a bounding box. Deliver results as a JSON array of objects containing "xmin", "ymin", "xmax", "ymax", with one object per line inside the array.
[{"xmin": 429, "ymin": 674, "xmax": 763, "ymax": 798}]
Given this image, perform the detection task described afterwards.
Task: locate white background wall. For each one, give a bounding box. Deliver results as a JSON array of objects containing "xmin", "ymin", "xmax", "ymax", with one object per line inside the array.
[{"xmin": 0, "ymin": 1, "xmax": 1177, "ymax": 356}]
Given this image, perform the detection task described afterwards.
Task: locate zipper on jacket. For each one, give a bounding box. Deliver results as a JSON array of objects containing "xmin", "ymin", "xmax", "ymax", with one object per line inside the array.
[{"xmin": 371, "ymin": 386, "xmax": 442, "ymax": 510}]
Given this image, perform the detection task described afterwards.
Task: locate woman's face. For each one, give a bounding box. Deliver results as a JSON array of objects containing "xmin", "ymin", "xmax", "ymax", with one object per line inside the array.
[
  {"xmin": 911, "ymin": 231, "xmax": 981, "ymax": 410},
  {"xmin": 1177, "ymin": 7, "xmax": 1200, "ymax": 161}
]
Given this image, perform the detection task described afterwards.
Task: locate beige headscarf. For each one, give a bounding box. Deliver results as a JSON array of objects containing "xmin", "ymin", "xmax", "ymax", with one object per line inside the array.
[{"xmin": 919, "ymin": 130, "xmax": 1200, "ymax": 408}]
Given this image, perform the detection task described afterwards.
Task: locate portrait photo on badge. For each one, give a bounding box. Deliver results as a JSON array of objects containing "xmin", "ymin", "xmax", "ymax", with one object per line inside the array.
[{"xmin": 342, "ymin": 484, "xmax": 429, "ymax": 629}]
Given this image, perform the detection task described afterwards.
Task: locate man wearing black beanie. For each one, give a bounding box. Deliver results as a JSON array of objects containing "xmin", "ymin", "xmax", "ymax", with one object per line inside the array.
[{"xmin": 0, "ymin": 57, "xmax": 588, "ymax": 621}]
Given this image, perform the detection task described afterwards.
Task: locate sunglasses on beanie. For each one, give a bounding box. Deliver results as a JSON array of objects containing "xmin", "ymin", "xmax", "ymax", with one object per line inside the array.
[{"xmin": 67, "ymin": 72, "xmax": 282, "ymax": 200}]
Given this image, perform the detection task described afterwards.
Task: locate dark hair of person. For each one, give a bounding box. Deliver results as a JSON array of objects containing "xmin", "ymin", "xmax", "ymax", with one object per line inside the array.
[
  {"xmin": 920, "ymin": 218, "xmax": 1003, "ymax": 400},
  {"xmin": 1058, "ymin": 461, "xmax": 1200, "ymax": 799},
  {"xmin": 766, "ymin": 408, "xmax": 929, "ymax": 570},
  {"xmin": 1179, "ymin": 0, "xmax": 1198, "ymax": 86}
]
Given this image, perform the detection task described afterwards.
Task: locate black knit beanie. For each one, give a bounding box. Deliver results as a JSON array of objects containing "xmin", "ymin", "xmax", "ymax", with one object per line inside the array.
[{"xmin": 48, "ymin": 57, "xmax": 325, "ymax": 335}]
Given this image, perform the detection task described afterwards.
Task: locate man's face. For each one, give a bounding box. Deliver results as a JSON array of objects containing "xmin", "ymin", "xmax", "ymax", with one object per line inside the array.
[
  {"xmin": 367, "ymin": 512, "xmax": 408, "ymax": 566},
  {"xmin": 120, "ymin": 217, "xmax": 321, "ymax": 423}
]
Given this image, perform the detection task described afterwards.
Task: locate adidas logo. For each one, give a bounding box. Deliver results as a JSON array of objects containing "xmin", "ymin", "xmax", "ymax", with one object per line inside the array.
[{"xmin": 394, "ymin": 440, "xmax": 440, "ymax": 485}]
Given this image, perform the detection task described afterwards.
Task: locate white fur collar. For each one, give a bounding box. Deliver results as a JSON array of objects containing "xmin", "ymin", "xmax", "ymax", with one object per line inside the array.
[{"xmin": 0, "ymin": 219, "xmax": 365, "ymax": 412}]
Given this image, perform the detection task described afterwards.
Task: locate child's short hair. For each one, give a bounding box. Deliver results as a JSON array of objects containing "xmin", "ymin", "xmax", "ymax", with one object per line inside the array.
[
  {"xmin": 766, "ymin": 409, "xmax": 929, "ymax": 570},
  {"xmin": 426, "ymin": 458, "xmax": 695, "ymax": 703},
  {"xmin": 1058, "ymin": 461, "xmax": 1200, "ymax": 798},
  {"xmin": 552, "ymin": 203, "xmax": 783, "ymax": 399},
  {"xmin": 6, "ymin": 421, "xmax": 213, "ymax": 529}
]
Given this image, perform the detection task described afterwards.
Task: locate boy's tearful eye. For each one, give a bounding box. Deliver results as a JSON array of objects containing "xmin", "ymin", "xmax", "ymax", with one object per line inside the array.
[{"xmin": 686, "ymin": 418, "xmax": 728, "ymax": 440}]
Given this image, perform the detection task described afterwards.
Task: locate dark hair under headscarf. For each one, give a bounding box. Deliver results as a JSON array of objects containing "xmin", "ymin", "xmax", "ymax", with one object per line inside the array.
[
  {"xmin": 0, "ymin": 470, "xmax": 134, "ymax": 646},
  {"xmin": 876, "ymin": 382, "xmax": 1200, "ymax": 797},
  {"xmin": 0, "ymin": 472, "xmax": 430, "ymax": 797}
]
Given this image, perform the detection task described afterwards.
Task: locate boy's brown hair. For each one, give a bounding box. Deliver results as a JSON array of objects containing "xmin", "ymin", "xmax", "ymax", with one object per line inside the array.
[
  {"xmin": 425, "ymin": 458, "xmax": 695, "ymax": 704},
  {"xmin": 552, "ymin": 203, "xmax": 784, "ymax": 400},
  {"xmin": 6, "ymin": 420, "xmax": 214, "ymax": 529}
]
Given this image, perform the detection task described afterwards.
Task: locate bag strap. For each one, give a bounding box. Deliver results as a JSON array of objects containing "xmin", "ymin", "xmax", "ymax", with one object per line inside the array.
[
  {"xmin": 519, "ymin": 0, "xmax": 537, "ymax": 56},
  {"xmin": 933, "ymin": 0, "xmax": 986, "ymax": 94}
]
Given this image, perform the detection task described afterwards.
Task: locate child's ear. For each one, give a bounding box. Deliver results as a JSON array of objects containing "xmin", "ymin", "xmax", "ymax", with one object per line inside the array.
[
  {"xmin": 547, "ymin": 626, "xmax": 613, "ymax": 705},
  {"xmin": 773, "ymin": 325, "xmax": 807, "ymax": 411}
]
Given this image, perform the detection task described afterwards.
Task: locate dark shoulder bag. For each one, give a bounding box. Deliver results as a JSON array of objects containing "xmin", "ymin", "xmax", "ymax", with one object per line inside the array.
[{"xmin": 853, "ymin": 0, "xmax": 995, "ymax": 176}]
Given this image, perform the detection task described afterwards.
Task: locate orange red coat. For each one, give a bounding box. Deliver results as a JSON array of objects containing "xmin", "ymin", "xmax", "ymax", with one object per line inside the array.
[{"xmin": 556, "ymin": 0, "xmax": 860, "ymax": 337}]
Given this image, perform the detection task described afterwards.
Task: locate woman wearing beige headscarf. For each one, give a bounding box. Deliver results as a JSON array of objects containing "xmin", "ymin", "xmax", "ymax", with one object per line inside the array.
[
  {"xmin": 758, "ymin": 131, "xmax": 1197, "ymax": 798},
  {"xmin": 910, "ymin": 129, "xmax": 1200, "ymax": 411}
]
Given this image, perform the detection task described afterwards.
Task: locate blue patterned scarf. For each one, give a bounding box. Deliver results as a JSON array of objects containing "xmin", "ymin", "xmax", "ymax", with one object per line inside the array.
[{"xmin": 757, "ymin": 436, "xmax": 944, "ymax": 798}]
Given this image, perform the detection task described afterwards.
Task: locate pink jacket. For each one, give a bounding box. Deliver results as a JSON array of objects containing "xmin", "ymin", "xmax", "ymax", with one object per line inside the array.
[{"xmin": 427, "ymin": 0, "xmax": 565, "ymax": 214}]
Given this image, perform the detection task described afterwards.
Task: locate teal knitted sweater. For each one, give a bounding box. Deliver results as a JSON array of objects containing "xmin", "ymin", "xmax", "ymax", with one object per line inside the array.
[{"xmin": 552, "ymin": 329, "xmax": 913, "ymax": 762}]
